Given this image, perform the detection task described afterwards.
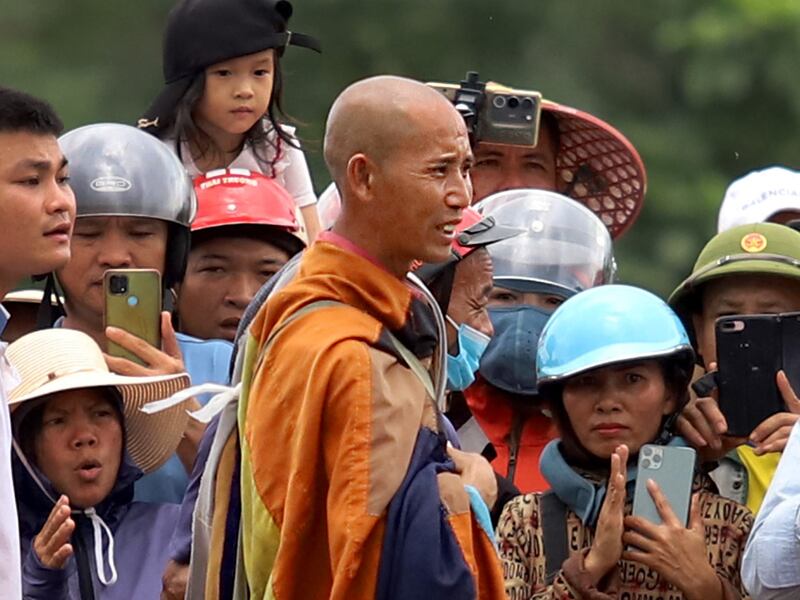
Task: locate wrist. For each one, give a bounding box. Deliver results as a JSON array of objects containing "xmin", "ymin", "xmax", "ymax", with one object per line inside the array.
[
  {"xmin": 685, "ymin": 569, "xmax": 723, "ymax": 600},
  {"xmin": 583, "ymin": 549, "xmax": 614, "ymax": 584}
]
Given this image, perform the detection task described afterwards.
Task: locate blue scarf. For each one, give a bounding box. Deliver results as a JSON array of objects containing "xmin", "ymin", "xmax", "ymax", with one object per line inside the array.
[{"xmin": 539, "ymin": 436, "xmax": 689, "ymax": 527}]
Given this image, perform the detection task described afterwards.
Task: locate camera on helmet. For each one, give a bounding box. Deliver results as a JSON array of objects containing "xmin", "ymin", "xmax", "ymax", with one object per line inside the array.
[{"xmin": 427, "ymin": 71, "xmax": 542, "ymax": 147}]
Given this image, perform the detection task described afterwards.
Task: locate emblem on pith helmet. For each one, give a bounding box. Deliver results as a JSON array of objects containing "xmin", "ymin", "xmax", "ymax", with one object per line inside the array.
[{"xmin": 741, "ymin": 232, "xmax": 768, "ymax": 253}]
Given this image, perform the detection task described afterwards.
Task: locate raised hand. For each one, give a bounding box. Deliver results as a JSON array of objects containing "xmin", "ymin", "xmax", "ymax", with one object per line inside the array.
[
  {"xmin": 104, "ymin": 312, "xmax": 185, "ymax": 377},
  {"xmin": 749, "ymin": 370, "xmax": 800, "ymax": 455},
  {"xmin": 33, "ymin": 495, "xmax": 75, "ymax": 569},
  {"xmin": 584, "ymin": 444, "xmax": 629, "ymax": 583}
]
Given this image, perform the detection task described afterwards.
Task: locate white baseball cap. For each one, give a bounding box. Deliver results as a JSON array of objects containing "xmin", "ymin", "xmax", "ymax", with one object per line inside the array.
[{"xmin": 717, "ymin": 166, "xmax": 800, "ymax": 233}]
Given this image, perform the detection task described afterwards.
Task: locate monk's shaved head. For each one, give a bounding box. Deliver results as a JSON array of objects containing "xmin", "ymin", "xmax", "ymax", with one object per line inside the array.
[
  {"xmin": 323, "ymin": 75, "xmax": 460, "ymax": 191},
  {"xmin": 322, "ymin": 75, "xmax": 472, "ymax": 278}
]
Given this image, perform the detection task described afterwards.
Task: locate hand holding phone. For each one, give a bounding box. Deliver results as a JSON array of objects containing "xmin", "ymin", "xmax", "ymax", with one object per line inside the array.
[
  {"xmin": 103, "ymin": 269, "xmax": 185, "ymax": 377},
  {"xmin": 623, "ymin": 485, "xmax": 720, "ymax": 598}
]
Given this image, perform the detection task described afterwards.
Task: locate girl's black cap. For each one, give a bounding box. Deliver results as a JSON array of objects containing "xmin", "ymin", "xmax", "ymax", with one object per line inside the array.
[{"xmin": 138, "ymin": 0, "xmax": 320, "ymax": 132}]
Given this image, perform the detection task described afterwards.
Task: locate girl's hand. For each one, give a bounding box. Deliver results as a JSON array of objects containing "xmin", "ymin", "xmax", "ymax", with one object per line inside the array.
[
  {"xmin": 584, "ymin": 444, "xmax": 629, "ymax": 582},
  {"xmin": 33, "ymin": 495, "xmax": 74, "ymax": 569},
  {"xmin": 622, "ymin": 485, "xmax": 723, "ymax": 600},
  {"xmin": 104, "ymin": 312, "xmax": 186, "ymax": 377}
]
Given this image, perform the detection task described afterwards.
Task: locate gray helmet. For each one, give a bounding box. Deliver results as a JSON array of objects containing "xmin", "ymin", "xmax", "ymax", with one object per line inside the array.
[
  {"xmin": 474, "ymin": 189, "xmax": 616, "ymax": 298},
  {"xmin": 59, "ymin": 123, "xmax": 196, "ymax": 287}
]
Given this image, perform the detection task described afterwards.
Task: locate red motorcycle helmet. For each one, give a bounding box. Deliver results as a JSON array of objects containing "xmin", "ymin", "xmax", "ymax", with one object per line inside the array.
[{"xmin": 192, "ymin": 168, "xmax": 305, "ymax": 256}]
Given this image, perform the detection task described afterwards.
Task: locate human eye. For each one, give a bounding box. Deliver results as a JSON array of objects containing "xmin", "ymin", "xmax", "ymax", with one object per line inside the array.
[
  {"xmin": 625, "ymin": 372, "xmax": 644, "ymax": 384},
  {"xmin": 73, "ymin": 226, "xmax": 100, "ymax": 239},
  {"xmin": 211, "ymin": 68, "xmax": 232, "ymax": 77},
  {"xmin": 525, "ymin": 160, "xmax": 547, "ymax": 171},
  {"xmin": 488, "ymin": 289, "xmax": 518, "ymax": 304},
  {"xmin": 44, "ymin": 416, "xmax": 65, "ymax": 427},
  {"xmin": 254, "ymin": 68, "xmax": 271, "ymax": 77},
  {"xmin": 475, "ymin": 158, "xmax": 500, "ymax": 169},
  {"xmin": 16, "ymin": 175, "xmax": 40, "ymax": 186},
  {"xmin": 571, "ymin": 375, "xmax": 595, "ymax": 388},
  {"xmin": 198, "ymin": 261, "xmax": 226, "ymax": 275},
  {"xmin": 545, "ymin": 296, "xmax": 564, "ymax": 307}
]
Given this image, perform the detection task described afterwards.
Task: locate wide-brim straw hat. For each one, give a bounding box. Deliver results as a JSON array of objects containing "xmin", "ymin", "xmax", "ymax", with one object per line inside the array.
[
  {"xmin": 542, "ymin": 99, "xmax": 647, "ymax": 239},
  {"xmin": 7, "ymin": 329, "xmax": 191, "ymax": 474}
]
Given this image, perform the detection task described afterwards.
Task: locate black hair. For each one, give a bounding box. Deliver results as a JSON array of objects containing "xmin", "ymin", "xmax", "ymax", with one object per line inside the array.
[
  {"xmin": 541, "ymin": 354, "xmax": 693, "ymax": 471},
  {"xmin": 157, "ymin": 54, "xmax": 297, "ymax": 176},
  {"xmin": 0, "ymin": 86, "xmax": 63, "ymax": 136}
]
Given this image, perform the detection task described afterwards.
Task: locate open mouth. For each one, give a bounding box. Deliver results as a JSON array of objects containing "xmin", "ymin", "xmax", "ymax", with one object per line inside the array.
[{"xmin": 76, "ymin": 459, "xmax": 102, "ymax": 480}]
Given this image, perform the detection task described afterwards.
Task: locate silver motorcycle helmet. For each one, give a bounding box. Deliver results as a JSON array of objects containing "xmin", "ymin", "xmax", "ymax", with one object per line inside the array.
[
  {"xmin": 474, "ymin": 188, "xmax": 616, "ymax": 298},
  {"xmin": 58, "ymin": 123, "xmax": 196, "ymax": 288}
]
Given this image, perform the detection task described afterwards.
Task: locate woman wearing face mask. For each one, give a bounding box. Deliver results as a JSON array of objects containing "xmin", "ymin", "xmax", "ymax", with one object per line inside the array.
[
  {"xmin": 456, "ymin": 189, "xmax": 616, "ymax": 493},
  {"xmin": 497, "ymin": 285, "xmax": 752, "ymax": 599}
]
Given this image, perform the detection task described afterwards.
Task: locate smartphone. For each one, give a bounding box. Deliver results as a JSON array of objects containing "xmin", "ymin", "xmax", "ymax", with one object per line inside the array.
[
  {"xmin": 104, "ymin": 269, "xmax": 161, "ymax": 366},
  {"xmin": 716, "ymin": 315, "xmax": 784, "ymax": 437},
  {"xmin": 427, "ymin": 73, "xmax": 542, "ymax": 147},
  {"xmin": 780, "ymin": 311, "xmax": 800, "ymax": 394},
  {"xmin": 479, "ymin": 81, "xmax": 542, "ymax": 147},
  {"xmin": 632, "ymin": 445, "xmax": 696, "ymax": 527}
]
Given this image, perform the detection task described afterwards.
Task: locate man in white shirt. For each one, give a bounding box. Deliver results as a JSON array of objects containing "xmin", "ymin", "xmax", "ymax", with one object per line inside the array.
[
  {"xmin": 742, "ymin": 420, "xmax": 800, "ymax": 599},
  {"xmin": 0, "ymin": 86, "xmax": 75, "ymax": 597}
]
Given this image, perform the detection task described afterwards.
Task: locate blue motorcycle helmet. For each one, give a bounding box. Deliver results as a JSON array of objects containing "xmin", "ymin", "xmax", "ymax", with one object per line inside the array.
[
  {"xmin": 472, "ymin": 189, "xmax": 616, "ymax": 395},
  {"xmin": 536, "ymin": 285, "xmax": 695, "ymax": 456}
]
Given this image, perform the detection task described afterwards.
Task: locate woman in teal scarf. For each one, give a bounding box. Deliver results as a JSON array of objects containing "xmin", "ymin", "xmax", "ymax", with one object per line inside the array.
[{"xmin": 497, "ymin": 285, "xmax": 752, "ymax": 600}]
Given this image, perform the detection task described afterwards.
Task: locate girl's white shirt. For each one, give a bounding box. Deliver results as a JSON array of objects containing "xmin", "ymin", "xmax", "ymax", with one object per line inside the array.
[{"xmin": 162, "ymin": 124, "xmax": 317, "ymax": 208}]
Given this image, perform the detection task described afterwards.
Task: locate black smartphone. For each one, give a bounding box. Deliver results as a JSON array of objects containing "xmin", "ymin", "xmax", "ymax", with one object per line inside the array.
[
  {"xmin": 780, "ymin": 311, "xmax": 800, "ymax": 394},
  {"xmin": 715, "ymin": 315, "xmax": 784, "ymax": 437}
]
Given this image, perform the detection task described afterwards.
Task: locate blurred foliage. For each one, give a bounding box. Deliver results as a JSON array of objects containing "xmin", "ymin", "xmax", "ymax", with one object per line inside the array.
[{"xmin": 2, "ymin": 0, "xmax": 799, "ymax": 296}]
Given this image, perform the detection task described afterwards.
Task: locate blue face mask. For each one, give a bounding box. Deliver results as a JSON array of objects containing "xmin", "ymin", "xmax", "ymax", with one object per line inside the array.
[
  {"xmin": 445, "ymin": 315, "xmax": 491, "ymax": 391},
  {"xmin": 479, "ymin": 305, "xmax": 553, "ymax": 395}
]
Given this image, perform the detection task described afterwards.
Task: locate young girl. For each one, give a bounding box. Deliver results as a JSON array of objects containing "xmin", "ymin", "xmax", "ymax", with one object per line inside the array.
[
  {"xmin": 138, "ymin": 0, "xmax": 322, "ymax": 241},
  {"xmin": 497, "ymin": 285, "xmax": 752, "ymax": 599}
]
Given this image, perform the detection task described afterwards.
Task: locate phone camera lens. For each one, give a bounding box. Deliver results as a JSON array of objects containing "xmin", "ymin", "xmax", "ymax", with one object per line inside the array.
[
  {"xmin": 521, "ymin": 97, "xmax": 535, "ymax": 110},
  {"xmin": 507, "ymin": 96, "xmax": 520, "ymax": 109},
  {"xmin": 492, "ymin": 95, "xmax": 506, "ymax": 109},
  {"xmin": 641, "ymin": 458, "xmax": 652, "ymax": 469},
  {"xmin": 652, "ymin": 454, "xmax": 662, "ymax": 463},
  {"xmin": 109, "ymin": 275, "xmax": 128, "ymax": 295}
]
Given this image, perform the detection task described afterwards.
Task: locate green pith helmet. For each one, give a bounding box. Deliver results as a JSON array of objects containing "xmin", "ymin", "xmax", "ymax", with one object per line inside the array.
[{"xmin": 669, "ymin": 222, "xmax": 800, "ymax": 327}]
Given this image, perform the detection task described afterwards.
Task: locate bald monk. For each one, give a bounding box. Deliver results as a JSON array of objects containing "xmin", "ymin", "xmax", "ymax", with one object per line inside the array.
[{"xmin": 238, "ymin": 76, "xmax": 507, "ymax": 599}]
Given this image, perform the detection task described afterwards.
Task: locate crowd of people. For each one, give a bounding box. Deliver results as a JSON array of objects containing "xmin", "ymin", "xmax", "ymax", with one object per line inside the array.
[{"xmin": 2, "ymin": 0, "xmax": 800, "ymax": 598}]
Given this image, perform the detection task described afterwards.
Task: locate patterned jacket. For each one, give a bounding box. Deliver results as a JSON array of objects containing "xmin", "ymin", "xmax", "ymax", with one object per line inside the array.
[{"xmin": 496, "ymin": 475, "xmax": 752, "ymax": 600}]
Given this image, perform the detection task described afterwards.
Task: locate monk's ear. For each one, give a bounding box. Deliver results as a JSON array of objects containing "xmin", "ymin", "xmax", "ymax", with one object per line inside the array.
[{"xmin": 346, "ymin": 153, "xmax": 377, "ymax": 204}]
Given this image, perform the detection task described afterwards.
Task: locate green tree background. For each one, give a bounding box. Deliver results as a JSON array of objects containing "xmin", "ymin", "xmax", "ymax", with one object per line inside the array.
[{"xmin": 3, "ymin": 0, "xmax": 798, "ymax": 297}]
